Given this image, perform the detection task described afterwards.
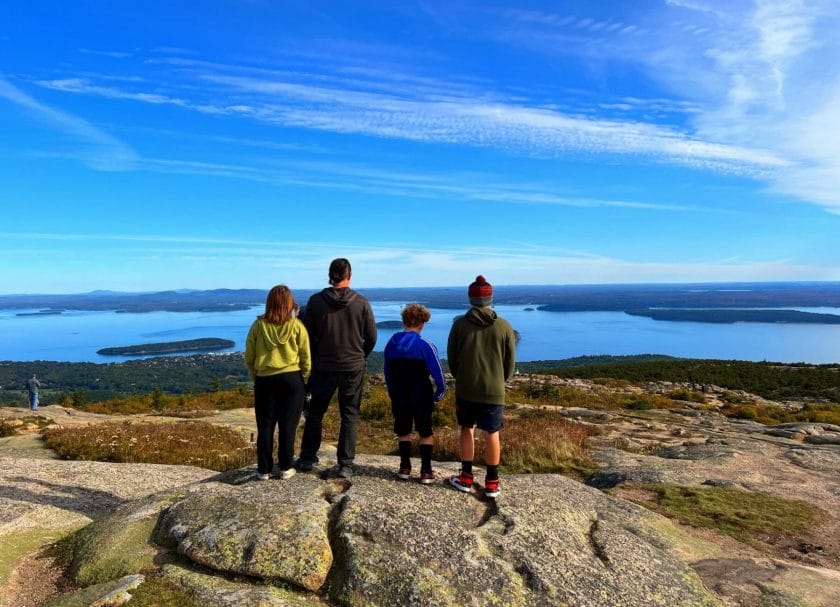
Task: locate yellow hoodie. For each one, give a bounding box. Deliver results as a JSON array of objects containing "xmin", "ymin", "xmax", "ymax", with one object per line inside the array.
[{"xmin": 244, "ymin": 317, "xmax": 311, "ymax": 381}]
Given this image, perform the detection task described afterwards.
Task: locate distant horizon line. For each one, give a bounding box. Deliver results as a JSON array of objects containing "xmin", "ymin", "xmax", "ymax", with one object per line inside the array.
[{"xmin": 2, "ymin": 279, "xmax": 840, "ymax": 298}]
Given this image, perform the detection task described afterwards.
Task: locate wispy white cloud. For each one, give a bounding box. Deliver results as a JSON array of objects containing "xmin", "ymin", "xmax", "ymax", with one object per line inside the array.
[
  {"xmin": 0, "ymin": 77, "xmax": 137, "ymax": 171},
  {"xmin": 490, "ymin": 1, "xmax": 840, "ymax": 213},
  {"xmin": 36, "ymin": 65, "xmax": 788, "ymax": 176}
]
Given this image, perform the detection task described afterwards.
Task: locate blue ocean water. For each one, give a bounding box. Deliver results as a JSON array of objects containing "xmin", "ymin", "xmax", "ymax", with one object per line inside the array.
[{"xmin": 2, "ymin": 303, "xmax": 840, "ymax": 364}]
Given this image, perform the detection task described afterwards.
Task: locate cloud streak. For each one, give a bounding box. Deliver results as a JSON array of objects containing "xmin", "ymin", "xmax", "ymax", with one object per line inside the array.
[
  {"xmin": 34, "ymin": 58, "xmax": 788, "ymax": 179},
  {"xmin": 0, "ymin": 76, "xmax": 137, "ymax": 171}
]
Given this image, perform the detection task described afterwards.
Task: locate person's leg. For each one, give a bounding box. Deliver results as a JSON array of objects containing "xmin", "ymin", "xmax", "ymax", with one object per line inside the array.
[
  {"xmin": 336, "ymin": 369, "xmax": 365, "ymax": 467},
  {"xmin": 393, "ymin": 396, "xmax": 413, "ymax": 475},
  {"xmin": 416, "ymin": 399, "xmax": 434, "ymax": 475},
  {"xmin": 298, "ymin": 371, "xmax": 336, "ymax": 465},
  {"xmin": 483, "ymin": 431, "xmax": 500, "ymax": 466},
  {"xmin": 254, "ymin": 376, "xmax": 278, "ymax": 475},
  {"xmin": 459, "ymin": 427, "xmax": 475, "ymax": 467},
  {"xmin": 277, "ymin": 372, "xmax": 306, "ymax": 472}
]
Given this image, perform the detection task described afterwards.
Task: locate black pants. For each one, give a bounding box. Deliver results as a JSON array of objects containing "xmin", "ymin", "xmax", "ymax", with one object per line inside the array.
[
  {"xmin": 299, "ymin": 368, "xmax": 365, "ymax": 467},
  {"xmin": 254, "ymin": 371, "xmax": 305, "ymax": 474}
]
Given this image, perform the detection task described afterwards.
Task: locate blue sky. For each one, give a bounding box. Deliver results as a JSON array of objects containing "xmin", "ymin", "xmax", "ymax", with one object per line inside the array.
[{"xmin": 1, "ymin": 0, "xmax": 839, "ymax": 293}]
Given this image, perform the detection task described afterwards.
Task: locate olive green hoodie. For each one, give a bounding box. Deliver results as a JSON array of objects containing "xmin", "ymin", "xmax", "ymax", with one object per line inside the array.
[
  {"xmin": 245, "ymin": 317, "xmax": 311, "ymax": 381},
  {"xmin": 447, "ymin": 306, "xmax": 516, "ymax": 405}
]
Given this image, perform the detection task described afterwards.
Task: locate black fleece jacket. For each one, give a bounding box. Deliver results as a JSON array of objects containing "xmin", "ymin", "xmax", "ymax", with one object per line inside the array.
[{"xmin": 303, "ymin": 287, "xmax": 377, "ymax": 372}]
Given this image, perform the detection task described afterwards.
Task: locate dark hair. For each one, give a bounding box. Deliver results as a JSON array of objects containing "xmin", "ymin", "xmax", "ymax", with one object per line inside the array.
[
  {"xmin": 260, "ymin": 285, "xmax": 298, "ymax": 324},
  {"xmin": 328, "ymin": 258, "xmax": 352, "ymax": 286},
  {"xmin": 401, "ymin": 304, "xmax": 431, "ymax": 327}
]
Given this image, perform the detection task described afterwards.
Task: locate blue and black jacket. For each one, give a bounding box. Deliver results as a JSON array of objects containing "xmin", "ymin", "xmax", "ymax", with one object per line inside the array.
[{"xmin": 383, "ymin": 331, "xmax": 446, "ymax": 403}]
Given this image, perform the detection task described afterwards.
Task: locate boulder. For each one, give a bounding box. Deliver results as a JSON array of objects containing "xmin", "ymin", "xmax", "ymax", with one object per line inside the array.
[
  {"xmin": 44, "ymin": 574, "xmax": 143, "ymax": 607},
  {"xmin": 71, "ymin": 490, "xmax": 184, "ymax": 585},
  {"xmin": 155, "ymin": 476, "xmax": 334, "ymax": 592},
  {"xmin": 162, "ymin": 563, "xmax": 327, "ymax": 607},
  {"xmin": 327, "ymin": 457, "xmax": 722, "ymax": 607}
]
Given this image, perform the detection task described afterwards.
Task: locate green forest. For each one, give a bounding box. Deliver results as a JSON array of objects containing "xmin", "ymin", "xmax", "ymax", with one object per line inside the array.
[{"xmin": 1, "ymin": 353, "xmax": 837, "ymax": 406}]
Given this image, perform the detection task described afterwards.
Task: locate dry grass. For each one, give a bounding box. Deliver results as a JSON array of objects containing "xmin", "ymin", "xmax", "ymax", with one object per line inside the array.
[
  {"xmin": 508, "ymin": 380, "xmax": 675, "ymax": 411},
  {"xmin": 44, "ymin": 420, "xmax": 255, "ymax": 471},
  {"xmin": 350, "ymin": 383, "xmax": 598, "ymax": 478},
  {"xmin": 44, "ymin": 380, "xmax": 600, "ymax": 478},
  {"xmin": 79, "ymin": 390, "xmax": 252, "ymax": 415}
]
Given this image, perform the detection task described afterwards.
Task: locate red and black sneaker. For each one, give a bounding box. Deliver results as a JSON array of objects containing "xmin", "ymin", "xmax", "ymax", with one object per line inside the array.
[
  {"xmin": 448, "ymin": 470, "xmax": 474, "ymax": 493},
  {"xmin": 484, "ymin": 477, "xmax": 501, "ymax": 498},
  {"xmin": 420, "ymin": 470, "xmax": 435, "ymax": 485},
  {"xmin": 397, "ymin": 466, "xmax": 411, "ymax": 480}
]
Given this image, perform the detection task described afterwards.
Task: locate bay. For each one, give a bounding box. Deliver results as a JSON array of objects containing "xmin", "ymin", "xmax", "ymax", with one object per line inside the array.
[{"xmin": 2, "ymin": 303, "xmax": 840, "ymax": 364}]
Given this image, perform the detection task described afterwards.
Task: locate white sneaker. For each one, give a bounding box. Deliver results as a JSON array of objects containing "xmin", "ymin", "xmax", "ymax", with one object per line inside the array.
[
  {"xmin": 279, "ymin": 468, "xmax": 296, "ymax": 480},
  {"xmin": 256, "ymin": 473, "xmax": 270, "ymax": 481}
]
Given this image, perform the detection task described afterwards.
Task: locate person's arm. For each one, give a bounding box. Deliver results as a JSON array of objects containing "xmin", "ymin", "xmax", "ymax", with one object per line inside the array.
[
  {"xmin": 244, "ymin": 322, "xmax": 257, "ymax": 380},
  {"xmin": 446, "ymin": 323, "xmax": 459, "ymax": 378},
  {"xmin": 423, "ymin": 341, "xmax": 446, "ymax": 402},
  {"xmin": 297, "ymin": 320, "xmax": 312, "ymax": 382},
  {"xmin": 503, "ymin": 322, "xmax": 516, "ymax": 381},
  {"xmin": 362, "ymin": 301, "xmax": 377, "ymax": 357}
]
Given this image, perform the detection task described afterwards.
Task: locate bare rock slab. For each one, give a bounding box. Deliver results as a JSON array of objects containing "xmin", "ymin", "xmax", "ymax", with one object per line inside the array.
[
  {"xmin": 156, "ymin": 476, "xmax": 333, "ymax": 592},
  {"xmin": 328, "ymin": 464, "xmax": 528, "ymax": 607},
  {"xmin": 327, "ymin": 460, "xmax": 721, "ymax": 607}
]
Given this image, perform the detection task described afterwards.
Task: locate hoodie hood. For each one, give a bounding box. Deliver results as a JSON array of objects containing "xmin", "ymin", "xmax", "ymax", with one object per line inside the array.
[
  {"xmin": 256, "ymin": 317, "xmax": 296, "ymax": 347},
  {"xmin": 466, "ymin": 306, "xmax": 497, "ymax": 327},
  {"xmin": 321, "ymin": 287, "xmax": 358, "ymax": 309},
  {"xmin": 389, "ymin": 330, "xmax": 423, "ymax": 355}
]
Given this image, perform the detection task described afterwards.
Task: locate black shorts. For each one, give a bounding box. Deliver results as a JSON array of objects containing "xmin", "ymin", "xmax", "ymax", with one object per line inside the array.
[
  {"xmin": 455, "ymin": 398, "xmax": 504, "ymax": 433},
  {"xmin": 392, "ymin": 399, "xmax": 434, "ymax": 438}
]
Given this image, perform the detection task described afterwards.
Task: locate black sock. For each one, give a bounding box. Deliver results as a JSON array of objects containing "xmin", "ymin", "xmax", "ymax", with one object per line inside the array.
[
  {"xmin": 461, "ymin": 460, "xmax": 473, "ymax": 475},
  {"xmin": 420, "ymin": 444, "xmax": 432, "ymax": 472},
  {"xmin": 398, "ymin": 441, "xmax": 412, "ymax": 468},
  {"xmin": 486, "ymin": 465, "xmax": 499, "ymax": 481}
]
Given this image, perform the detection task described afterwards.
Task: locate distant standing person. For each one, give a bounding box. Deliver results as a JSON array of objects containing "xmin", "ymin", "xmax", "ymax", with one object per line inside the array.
[
  {"xmin": 245, "ymin": 285, "xmax": 311, "ymax": 481},
  {"xmin": 447, "ymin": 275, "xmax": 516, "ymax": 498},
  {"xmin": 296, "ymin": 258, "xmax": 377, "ymax": 479},
  {"xmin": 27, "ymin": 373, "xmax": 41, "ymax": 411},
  {"xmin": 384, "ymin": 304, "xmax": 446, "ymax": 484}
]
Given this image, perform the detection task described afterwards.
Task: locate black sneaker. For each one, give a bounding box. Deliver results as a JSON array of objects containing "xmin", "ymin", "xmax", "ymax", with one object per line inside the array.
[{"xmin": 294, "ymin": 458, "xmax": 315, "ymax": 472}]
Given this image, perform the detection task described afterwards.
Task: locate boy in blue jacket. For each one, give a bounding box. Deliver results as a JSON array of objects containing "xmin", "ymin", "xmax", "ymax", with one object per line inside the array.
[{"xmin": 383, "ymin": 304, "xmax": 446, "ymax": 483}]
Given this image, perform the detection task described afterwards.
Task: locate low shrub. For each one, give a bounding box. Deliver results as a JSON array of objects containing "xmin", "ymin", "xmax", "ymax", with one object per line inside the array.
[
  {"xmin": 44, "ymin": 421, "xmax": 255, "ymax": 471},
  {"xmin": 666, "ymin": 388, "xmax": 706, "ymax": 403}
]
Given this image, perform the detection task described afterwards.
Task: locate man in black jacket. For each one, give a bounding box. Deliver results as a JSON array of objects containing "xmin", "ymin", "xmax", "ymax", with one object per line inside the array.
[{"xmin": 296, "ymin": 258, "xmax": 377, "ymax": 478}]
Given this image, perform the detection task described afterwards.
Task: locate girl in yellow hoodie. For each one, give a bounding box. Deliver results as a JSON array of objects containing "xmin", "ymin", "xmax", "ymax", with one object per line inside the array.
[{"xmin": 245, "ymin": 285, "xmax": 311, "ymax": 480}]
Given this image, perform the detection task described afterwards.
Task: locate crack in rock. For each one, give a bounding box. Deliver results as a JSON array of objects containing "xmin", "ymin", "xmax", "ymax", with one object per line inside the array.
[{"xmin": 588, "ymin": 518, "xmax": 610, "ymax": 567}]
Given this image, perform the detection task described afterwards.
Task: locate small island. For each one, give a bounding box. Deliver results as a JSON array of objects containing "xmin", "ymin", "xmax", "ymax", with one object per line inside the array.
[
  {"xmin": 97, "ymin": 338, "xmax": 236, "ymax": 356},
  {"xmin": 376, "ymin": 320, "xmax": 404, "ymax": 329},
  {"xmin": 16, "ymin": 309, "xmax": 65, "ymax": 317},
  {"xmin": 625, "ymin": 308, "xmax": 840, "ymax": 324}
]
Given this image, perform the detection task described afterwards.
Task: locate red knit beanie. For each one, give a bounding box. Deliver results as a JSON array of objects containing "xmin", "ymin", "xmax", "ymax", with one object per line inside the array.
[{"xmin": 468, "ymin": 275, "xmax": 493, "ymax": 306}]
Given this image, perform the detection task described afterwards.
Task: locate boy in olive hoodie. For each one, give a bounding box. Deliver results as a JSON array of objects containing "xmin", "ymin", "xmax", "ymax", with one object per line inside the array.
[{"xmin": 447, "ymin": 276, "xmax": 516, "ymax": 498}]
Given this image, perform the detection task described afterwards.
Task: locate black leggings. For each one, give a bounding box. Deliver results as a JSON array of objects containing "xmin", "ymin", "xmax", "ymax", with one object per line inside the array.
[{"xmin": 254, "ymin": 371, "xmax": 306, "ymax": 474}]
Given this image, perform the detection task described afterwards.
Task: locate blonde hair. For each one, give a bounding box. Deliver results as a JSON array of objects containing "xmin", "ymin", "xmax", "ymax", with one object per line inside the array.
[
  {"xmin": 260, "ymin": 285, "xmax": 299, "ymax": 324},
  {"xmin": 401, "ymin": 304, "xmax": 431, "ymax": 327}
]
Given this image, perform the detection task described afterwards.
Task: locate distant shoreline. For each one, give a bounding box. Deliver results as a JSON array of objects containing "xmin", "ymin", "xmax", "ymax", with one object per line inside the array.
[
  {"xmin": 623, "ymin": 308, "xmax": 840, "ymax": 325},
  {"xmin": 97, "ymin": 338, "xmax": 236, "ymax": 356}
]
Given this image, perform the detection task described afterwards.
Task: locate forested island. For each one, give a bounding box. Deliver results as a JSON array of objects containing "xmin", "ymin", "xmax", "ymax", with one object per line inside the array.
[
  {"xmin": 376, "ymin": 320, "xmax": 404, "ymax": 329},
  {"xmin": 97, "ymin": 338, "xmax": 235, "ymax": 356},
  {"xmin": 625, "ymin": 308, "xmax": 840, "ymax": 324}
]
